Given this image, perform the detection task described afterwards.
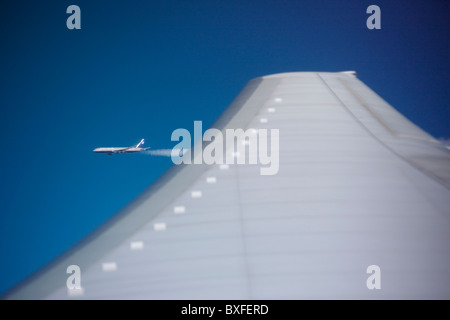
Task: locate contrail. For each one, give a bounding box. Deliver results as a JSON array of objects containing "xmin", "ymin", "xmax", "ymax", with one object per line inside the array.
[{"xmin": 142, "ymin": 148, "xmax": 187, "ymax": 157}]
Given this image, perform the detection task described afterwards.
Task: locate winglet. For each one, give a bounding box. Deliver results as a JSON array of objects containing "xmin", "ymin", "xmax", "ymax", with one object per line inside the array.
[{"xmin": 341, "ymin": 71, "xmax": 357, "ymax": 78}]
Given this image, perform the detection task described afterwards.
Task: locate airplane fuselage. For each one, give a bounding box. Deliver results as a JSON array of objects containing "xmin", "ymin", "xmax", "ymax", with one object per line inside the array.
[
  {"xmin": 93, "ymin": 139, "xmax": 149, "ymax": 155},
  {"xmin": 93, "ymin": 147, "xmax": 147, "ymax": 154}
]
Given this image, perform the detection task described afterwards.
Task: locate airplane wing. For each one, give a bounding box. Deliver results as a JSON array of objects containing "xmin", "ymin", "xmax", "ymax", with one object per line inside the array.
[
  {"xmin": 5, "ymin": 72, "xmax": 450, "ymax": 299},
  {"xmin": 113, "ymin": 148, "xmax": 130, "ymax": 153}
]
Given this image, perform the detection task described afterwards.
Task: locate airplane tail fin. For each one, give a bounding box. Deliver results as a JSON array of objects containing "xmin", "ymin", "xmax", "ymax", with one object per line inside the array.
[{"xmin": 136, "ymin": 139, "xmax": 145, "ymax": 148}]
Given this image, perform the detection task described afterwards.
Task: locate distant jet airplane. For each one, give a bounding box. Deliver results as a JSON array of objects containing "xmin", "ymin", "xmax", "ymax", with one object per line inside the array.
[{"xmin": 93, "ymin": 139, "xmax": 150, "ymax": 155}]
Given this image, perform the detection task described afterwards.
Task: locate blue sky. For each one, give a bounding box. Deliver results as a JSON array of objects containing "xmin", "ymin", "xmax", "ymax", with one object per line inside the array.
[{"xmin": 0, "ymin": 0, "xmax": 449, "ymax": 295}]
